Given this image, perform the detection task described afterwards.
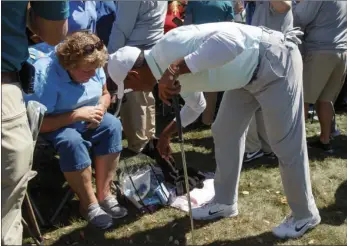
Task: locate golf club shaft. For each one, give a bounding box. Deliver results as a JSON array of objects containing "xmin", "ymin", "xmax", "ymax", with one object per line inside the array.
[{"xmin": 172, "ymin": 96, "xmax": 195, "ymax": 244}]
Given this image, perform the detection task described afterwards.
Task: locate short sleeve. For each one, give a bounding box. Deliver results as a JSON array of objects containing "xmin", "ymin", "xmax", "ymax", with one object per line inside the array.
[
  {"xmin": 178, "ymin": 92, "xmax": 206, "ymax": 128},
  {"xmin": 32, "ymin": 59, "xmax": 59, "ymax": 114},
  {"xmin": 31, "ymin": 0, "xmax": 69, "ymax": 21},
  {"xmin": 184, "ymin": 31, "xmax": 244, "ymax": 74},
  {"xmin": 97, "ymin": 68, "xmax": 106, "ymax": 86}
]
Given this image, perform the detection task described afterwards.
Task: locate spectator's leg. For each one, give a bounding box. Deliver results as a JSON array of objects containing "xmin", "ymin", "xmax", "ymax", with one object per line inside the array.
[
  {"xmin": 316, "ymin": 101, "xmax": 334, "ymax": 144},
  {"xmin": 84, "ymin": 113, "xmax": 123, "ymax": 201},
  {"xmin": 43, "ymin": 128, "xmax": 96, "ymax": 211},
  {"xmin": 120, "ymin": 91, "xmax": 153, "ymax": 153},
  {"xmin": 317, "ymin": 51, "xmax": 347, "ymax": 144},
  {"xmin": 64, "ymin": 167, "xmax": 97, "ymax": 210},
  {"xmin": 303, "ymin": 51, "xmax": 339, "ymax": 135},
  {"xmin": 212, "ymin": 88, "xmax": 258, "ymax": 205},
  {"xmin": 1, "ymin": 83, "xmax": 34, "ymax": 245},
  {"xmin": 145, "ymin": 92, "xmax": 156, "ymax": 140},
  {"xmin": 86, "ymin": 113, "xmax": 127, "ymax": 219}
]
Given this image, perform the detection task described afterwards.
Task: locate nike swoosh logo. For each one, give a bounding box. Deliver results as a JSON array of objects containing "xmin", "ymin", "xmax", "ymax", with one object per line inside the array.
[
  {"xmin": 208, "ymin": 210, "xmax": 224, "ymax": 216},
  {"xmin": 295, "ymin": 222, "xmax": 308, "ymax": 232},
  {"xmin": 246, "ymin": 151, "xmax": 260, "ymax": 159}
]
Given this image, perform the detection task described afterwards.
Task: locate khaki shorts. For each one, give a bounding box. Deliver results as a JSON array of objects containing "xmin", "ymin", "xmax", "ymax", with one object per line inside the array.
[
  {"xmin": 120, "ymin": 91, "xmax": 155, "ymax": 153},
  {"xmin": 1, "ymin": 83, "xmax": 35, "ymax": 245},
  {"xmin": 303, "ymin": 50, "xmax": 347, "ymax": 103}
]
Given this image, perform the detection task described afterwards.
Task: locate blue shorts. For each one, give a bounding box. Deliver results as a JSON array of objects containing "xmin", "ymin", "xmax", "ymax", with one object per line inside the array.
[{"xmin": 42, "ymin": 113, "xmax": 122, "ymax": 172}]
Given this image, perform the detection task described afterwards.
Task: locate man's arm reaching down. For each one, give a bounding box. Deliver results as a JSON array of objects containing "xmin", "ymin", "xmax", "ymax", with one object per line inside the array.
[{"xmin": 157, "ymin": 92, "xmax": 206, "ymax": 159}]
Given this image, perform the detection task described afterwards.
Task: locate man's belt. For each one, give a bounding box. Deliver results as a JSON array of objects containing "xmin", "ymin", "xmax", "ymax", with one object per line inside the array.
[{"xmin": 1, "ymin": 71, "xmax": 19, "ymax": 84}]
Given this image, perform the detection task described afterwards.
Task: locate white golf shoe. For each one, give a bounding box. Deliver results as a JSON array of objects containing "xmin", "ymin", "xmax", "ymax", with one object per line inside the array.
[
  {"xmin": 192, "ymin": 199, "xmax": 238, "ymax": 220},
  {"xmin": 272, "ymin": 213, "xmax": 321, "ymax": 239}
]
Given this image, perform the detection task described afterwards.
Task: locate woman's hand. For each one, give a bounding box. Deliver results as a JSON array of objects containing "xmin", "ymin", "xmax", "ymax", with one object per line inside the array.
[
  {"xmin": 86, "ymin": 104, "xmax": 106, "ymax": 129},
  {"xmin": 73, "ymin": 106, "xmax": 104, "ymax": 125},
  {"xmin": 156, "ymin": 134, "xmax": 173, "ymax": 161},
  {"xmin": 158, "ymin": 70, "xmax": 181, "ymax": 106}
]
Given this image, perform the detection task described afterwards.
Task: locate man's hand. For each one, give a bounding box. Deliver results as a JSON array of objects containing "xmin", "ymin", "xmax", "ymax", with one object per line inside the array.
[
  {"xmin": 156, "ymin": 134, "xmax": 173, "ymax": 161},
  {"xmin": 158, "ymin": 70, "xmax": 181, "ymax": 105}
]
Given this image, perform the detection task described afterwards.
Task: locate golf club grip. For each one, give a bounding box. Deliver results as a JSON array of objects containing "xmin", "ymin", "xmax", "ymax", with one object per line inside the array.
[{"xmin": 172, "ymin": 96, "xmax": 183, "ymax": 141}]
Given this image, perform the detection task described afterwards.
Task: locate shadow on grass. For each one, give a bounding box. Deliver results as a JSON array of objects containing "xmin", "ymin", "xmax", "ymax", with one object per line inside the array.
[
  {"xmin": 173, "ymin": 135, "xmax": 278, "ymax": 172},
  {"xmin": 49, "ymin": 216, "xmax": 215, "ymax": 245},
  {"xmin": 307, "ymin": 135, "xmax": 347, "ymax": 161},
  {"xmin": 206, "ymin": 232, "xmax": 284, "ymax": 245},
  {"xmin": 319, "ymin": 180, "xmax": 347, "ymax": 226}
]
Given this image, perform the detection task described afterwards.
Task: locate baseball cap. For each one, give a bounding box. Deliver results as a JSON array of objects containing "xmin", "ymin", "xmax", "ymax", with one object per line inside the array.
[{"xmin": 107, "ymin": 46, "xmax": 142, "ymax": 99}]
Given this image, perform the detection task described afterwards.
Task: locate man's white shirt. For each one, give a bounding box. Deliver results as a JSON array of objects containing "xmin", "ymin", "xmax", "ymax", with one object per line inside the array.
[{"xmin": 144, "ymin": 22, "xmax": 264, "ymax": 127}]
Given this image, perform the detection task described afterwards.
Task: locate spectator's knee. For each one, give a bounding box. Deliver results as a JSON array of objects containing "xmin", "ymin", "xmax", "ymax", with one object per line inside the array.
[{"xmin": 101, "ymin": 113, "xmax": 122, "ymax": 138}]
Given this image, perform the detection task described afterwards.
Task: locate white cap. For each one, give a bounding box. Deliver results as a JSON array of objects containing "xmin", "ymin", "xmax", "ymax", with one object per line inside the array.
[{"xmin": 107, "ymin": 46, "xmax": 142, "ymax": 99}]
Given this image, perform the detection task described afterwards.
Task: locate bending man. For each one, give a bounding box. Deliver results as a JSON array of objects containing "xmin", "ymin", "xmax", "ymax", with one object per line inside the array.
[{"xmin": 107, "ymin": 22, "xmax": 320, "ymax": 239}]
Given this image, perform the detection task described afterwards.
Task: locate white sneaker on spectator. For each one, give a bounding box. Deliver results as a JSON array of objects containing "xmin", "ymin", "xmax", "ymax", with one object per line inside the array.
[
  {"xmin": 272, "ymin": 213, "xmax": 321, "ymax": 239},
  {"xmin": 192, "ymin": 199, "xmax": 238, "ymax": 220},
  {"xmin": 243, "ymin": 149, "xmax": 264, "ymax": 163},
  {"xmin": 100, "ymin": 196, "xmax": 128, "ymax": 219},
  {"xmin": 81, "ymin": 203, "xmax": 113, "ymax": 230}
]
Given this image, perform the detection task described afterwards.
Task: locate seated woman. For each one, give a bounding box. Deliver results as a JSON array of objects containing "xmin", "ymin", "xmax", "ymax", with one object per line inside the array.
[{"xmin": 27, "ymin": 32, "xmax": 127, "ymax": 229}]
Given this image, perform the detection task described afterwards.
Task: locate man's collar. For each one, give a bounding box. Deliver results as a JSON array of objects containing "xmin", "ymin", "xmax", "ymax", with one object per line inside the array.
[{"xmin": 144, "ymin": 50, "xmax": 162, "ymax": 81}]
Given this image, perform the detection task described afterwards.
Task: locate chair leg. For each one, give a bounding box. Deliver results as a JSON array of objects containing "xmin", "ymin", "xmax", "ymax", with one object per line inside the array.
[
  {"xmin": 23, "ymin": 193, "xmax": 44, "ymax": 245},
  {"xmin": 22, "ymin": 218, "xmax": 43, "ymax": 246},
  {"xmin": 49, "ymin": 188, "xmax": 74, "ymax": 225},
  {"xmin": 26, "ymin": 192, "xmax": 47, "ymax": 227}
]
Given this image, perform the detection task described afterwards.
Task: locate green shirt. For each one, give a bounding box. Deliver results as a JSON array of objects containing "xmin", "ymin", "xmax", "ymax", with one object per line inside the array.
[
  {"xmin": 1, "ymin": 1, "xmax": 69, "ymax": 72},
  {"xmin": 185, "ymin": 1, "xmax": 234, "ymax": 25}
]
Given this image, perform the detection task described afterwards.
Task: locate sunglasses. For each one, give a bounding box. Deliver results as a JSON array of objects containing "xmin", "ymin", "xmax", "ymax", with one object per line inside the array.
[{"xmin": 83, "ymin": 40, "xmax": 104, "ymax": 55}]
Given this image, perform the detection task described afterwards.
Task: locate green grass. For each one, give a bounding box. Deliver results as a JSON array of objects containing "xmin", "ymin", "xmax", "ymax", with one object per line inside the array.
[{"xmin": 24, "ymin": 113, "xmax": 347, "ymax": 245}]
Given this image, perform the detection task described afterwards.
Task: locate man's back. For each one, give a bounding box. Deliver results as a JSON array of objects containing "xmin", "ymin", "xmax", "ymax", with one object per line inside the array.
[
  {"xmin": 146, "ymin": 22, "xmax": 264, "ymax": 93},
  {"xmin": 294, "ymin": 1, "xmax": 347, "ymax": 51}
]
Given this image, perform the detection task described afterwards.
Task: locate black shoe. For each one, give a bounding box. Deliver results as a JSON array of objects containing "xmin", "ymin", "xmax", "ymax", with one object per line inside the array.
[
  {"xmin": 243, "ymin": 149, "xmax": 264, "ymax": 163},
  {"xmin": 309, "ymin": 140, "xmax": 333, "ymax": 154},
  {"xmin": 264, "ymin": 151, "xmax": 276, "ymax": 159}
]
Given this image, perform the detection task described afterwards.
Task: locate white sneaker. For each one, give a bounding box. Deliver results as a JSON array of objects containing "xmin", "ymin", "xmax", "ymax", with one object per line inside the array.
[
  {"xmin": 272, "ymin": 213, "xmax": 321, "ymax": 239},
  {"xmin": 192, "ymin": 199, "xmax": 238, "ymax": 220}
]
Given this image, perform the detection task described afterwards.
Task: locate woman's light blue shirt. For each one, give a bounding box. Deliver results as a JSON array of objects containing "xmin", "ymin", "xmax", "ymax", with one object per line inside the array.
[{"xmin": 26, "ymin": 54, "xmax": 106, "ymax": 116}]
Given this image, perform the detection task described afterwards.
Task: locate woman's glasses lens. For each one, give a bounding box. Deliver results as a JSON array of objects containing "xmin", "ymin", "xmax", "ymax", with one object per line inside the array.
[{"xmin": 83, "ymin": 41, "xmax": 104, "ymax": 55}]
